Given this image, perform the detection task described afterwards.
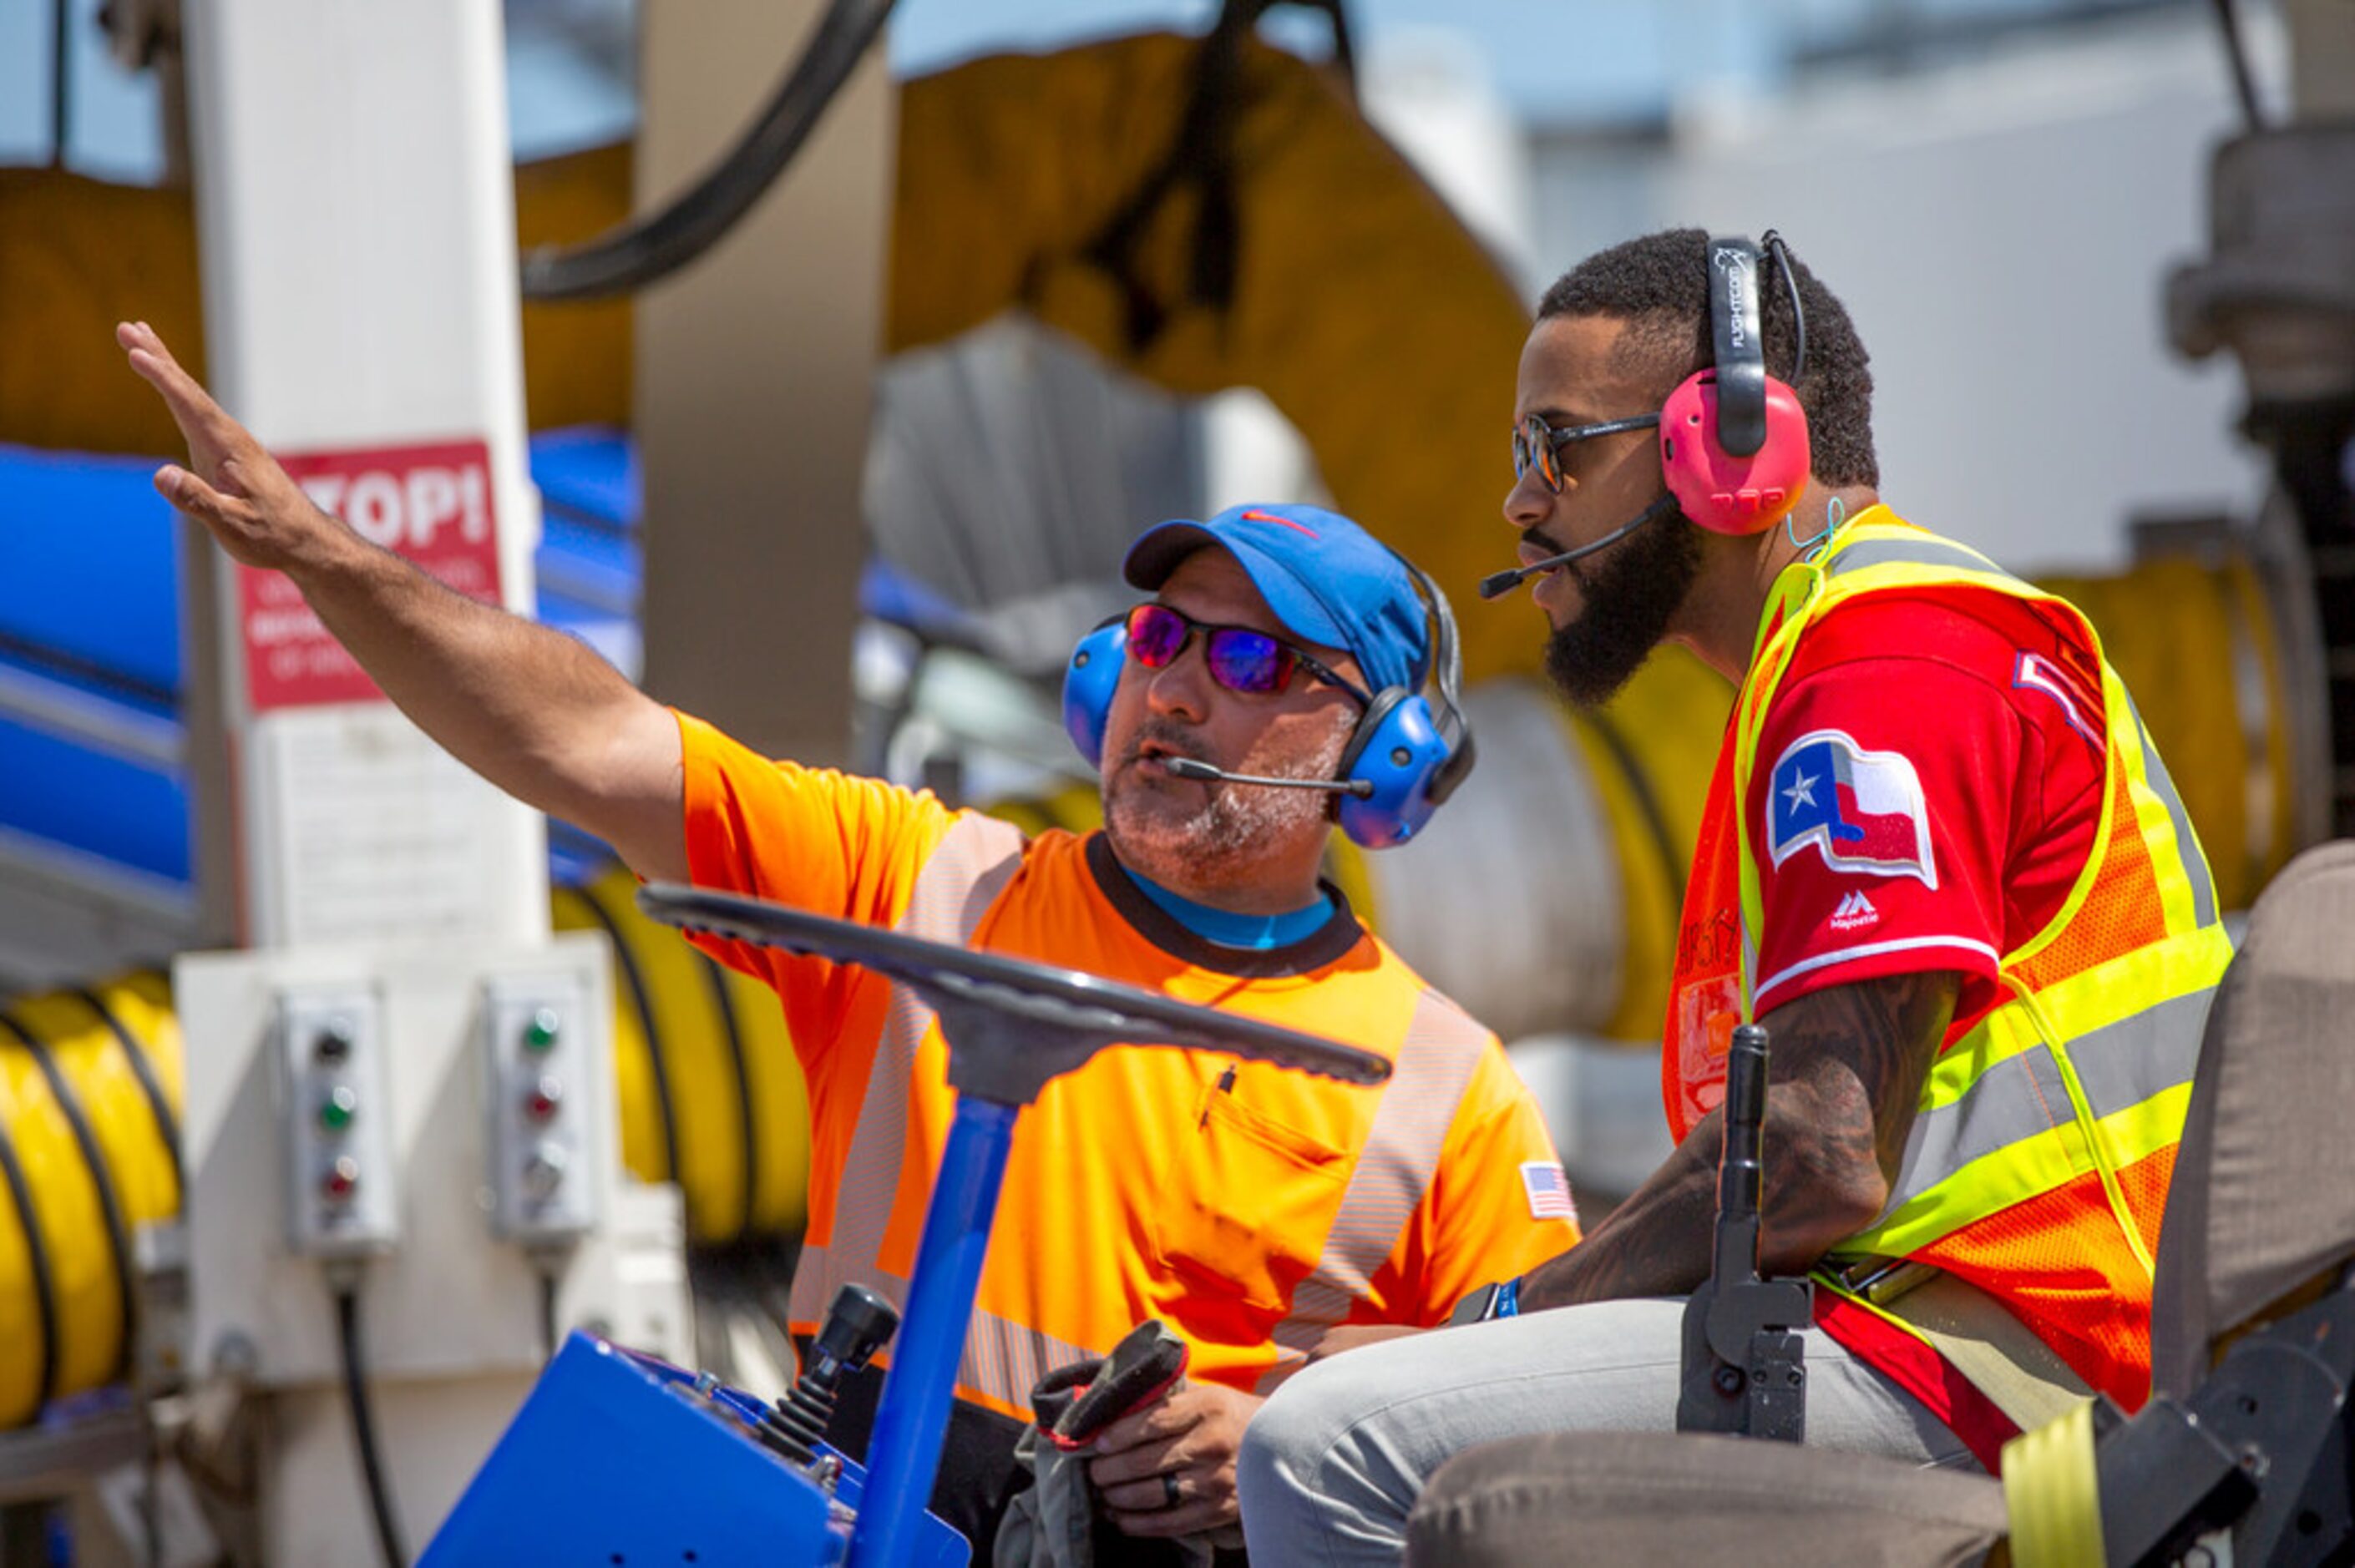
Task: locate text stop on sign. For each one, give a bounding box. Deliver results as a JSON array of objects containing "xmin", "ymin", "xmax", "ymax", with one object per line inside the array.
[{"xmin": 237, "ymin": 438, "xmax": 505, "ymax": 711}]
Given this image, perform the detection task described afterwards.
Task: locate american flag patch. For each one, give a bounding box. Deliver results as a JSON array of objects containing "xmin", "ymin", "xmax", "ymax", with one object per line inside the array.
[{"xmin": 1521, "ymin": 1161, "xmax": 1577, "ymax": 1222}]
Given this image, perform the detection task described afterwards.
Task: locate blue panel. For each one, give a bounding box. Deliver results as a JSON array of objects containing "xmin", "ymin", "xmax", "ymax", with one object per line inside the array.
[
  {"xmin": 425, "ymin": 1334, "xmax": 967, "ymax": 1568},
  {"xmin": 0, "ymin": 431, "xmax": 652, "ymax": 894},
  {"xmin": 529, "ymin": 427, "xmax": 640, "ymax": 529},
  {"xmin": 547, "ymin": 819, "xmax": 617, "ymax": 889},
  {"xmin": 0, "ymin": 443, "xmax": 184, "ymax": 700},
  {"xmin": 0, "ymin": 713, "xmax": 189, "ymax": 884}
]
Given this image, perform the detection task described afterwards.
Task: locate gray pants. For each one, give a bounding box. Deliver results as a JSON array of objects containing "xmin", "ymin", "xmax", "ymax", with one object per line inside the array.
[{"xmin": 1235, "ymin": 1298, "xmax": 1978, "ymax": 1566}]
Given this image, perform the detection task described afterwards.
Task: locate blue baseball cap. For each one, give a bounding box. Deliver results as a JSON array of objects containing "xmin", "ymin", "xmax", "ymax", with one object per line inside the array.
[{"xmin": 1122, "ymin": 503, "xmax": 1429, "ymax": 695}]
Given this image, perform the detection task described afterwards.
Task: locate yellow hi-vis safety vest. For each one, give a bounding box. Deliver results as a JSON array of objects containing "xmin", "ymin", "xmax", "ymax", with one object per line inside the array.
[{"xmin": 1665, "ymin": 511, "xmax": 2232, "ymax": 1459}]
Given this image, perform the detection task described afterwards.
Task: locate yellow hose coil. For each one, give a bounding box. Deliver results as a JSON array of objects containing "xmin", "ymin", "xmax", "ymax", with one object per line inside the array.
[
  {"xmin": 0, "ymin": 883, "xmax": 814, "ymax": 1428},
  {"xmin": 1566, "ymin": 651, "xmax": 1735, "ymax": 1042},
  {"xmin": 550, "ymin": 864, "xmax": 810, "ymax": 1247},
  {"xmin": 0, "ymin": 977, "xmax": 183, "ymax": 1429}
]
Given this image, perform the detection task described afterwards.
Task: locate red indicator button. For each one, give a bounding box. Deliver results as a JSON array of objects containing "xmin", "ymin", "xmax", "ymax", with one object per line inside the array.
[{"xmin": 524, "ymin": 1075, "xmax": 563, "ymax": 1123}]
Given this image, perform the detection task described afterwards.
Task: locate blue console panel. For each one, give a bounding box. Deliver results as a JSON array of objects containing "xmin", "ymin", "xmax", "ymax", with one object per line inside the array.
[{"xmin": 423, "ymin": 1334, "xmax": 967, "ymax": 1567}]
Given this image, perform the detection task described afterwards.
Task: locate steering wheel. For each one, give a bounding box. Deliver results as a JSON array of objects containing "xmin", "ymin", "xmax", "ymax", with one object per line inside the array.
[{"xmin": 636, "ymin": 883, "xmax": 1390, "ymax": 1105}]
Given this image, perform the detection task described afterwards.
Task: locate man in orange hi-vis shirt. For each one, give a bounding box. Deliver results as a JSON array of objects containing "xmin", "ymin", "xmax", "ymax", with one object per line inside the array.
[{"xmin": 121, "ymin": 321, "xmax": 1579, "ymax": 1561}]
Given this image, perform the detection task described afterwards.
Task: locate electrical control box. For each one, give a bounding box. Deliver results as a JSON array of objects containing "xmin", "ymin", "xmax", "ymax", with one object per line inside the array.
[
  {"xmin": 480, "ymin": 971, "xmax": 600, "ymax": 1244},
  {"xmin": 177, "ymin": 934, "xmax": 686, "ymax": 1392},
  {"xmin": 276, "ymin": 984, "xmax": 401, "ymax": 1257}
]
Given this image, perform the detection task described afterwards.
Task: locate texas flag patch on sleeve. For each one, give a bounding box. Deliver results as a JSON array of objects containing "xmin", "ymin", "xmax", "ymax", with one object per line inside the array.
[
  {"xmin": 1520, "ymin": 1161, "xmax": 1577, "ymax": 1222},
  {"xmin": 1766, "ymin": 729, "xmax": 1938, "ymax": 888}
]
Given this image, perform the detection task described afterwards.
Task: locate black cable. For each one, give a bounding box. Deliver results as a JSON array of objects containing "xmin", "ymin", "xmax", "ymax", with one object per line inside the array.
[
  {"xmin": 1760, "ymin": 230, "xmax": 1806, "ymax": 388},
  {"xmin": 570, "ymin": 883, "xmax": 683, "ymax": 1206},
  {"xmin": 50, "ymin": 0, "xmax": 69, "ymax": 168},
  {"xmin": 332, "ymin": 1284, "xmax": 409, "ymax": 1568},
  {"xmin": 0, "ymin": 626, "xmax": 182, "ymax": 714},
  {"xmin": 519, "ymin": 0, "xmax": 898, "ymax": 301},
  {"xmin": 1580, "ymin": 709, "xmax": 1684, "ymax": 932},
  {"xmin": 1081, "ymin": 0, "xmax": 1361, "ymax": 353},
  {"xmin": 73, "ymin": 985, "xmax": 185, "ymax": 1193},
  {"xmin": 0, "ymin": 1107, "xmax": 60, "ymax": 1410},
  {"xmin": 2208, "ymin": 0, "xmax": 2265, "ymax": 134},
  {"xmin": 537, "ymin": 1269, "xmax": 561, "ymax": 1363}
]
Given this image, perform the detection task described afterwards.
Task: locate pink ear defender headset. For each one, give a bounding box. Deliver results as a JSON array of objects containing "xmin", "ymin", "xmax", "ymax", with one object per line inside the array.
[
  {"xmin": 1480, "ymin": 231, "xmax": 1816, "ymax": 600},
  {"xmin": 1660, "ymin": 232, "xmax": 1812, "ymax": 535}
]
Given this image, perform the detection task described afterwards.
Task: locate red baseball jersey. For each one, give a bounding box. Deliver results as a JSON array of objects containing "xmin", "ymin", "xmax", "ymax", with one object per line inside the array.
[{"xmin": 1746, "ymin": 587, "xmax": 2109, "ymax": 1039}]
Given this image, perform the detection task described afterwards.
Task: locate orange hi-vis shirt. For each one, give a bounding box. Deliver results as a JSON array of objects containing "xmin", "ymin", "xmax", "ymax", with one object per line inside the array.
[{"xmin": 676, "ymin": 713, "xmax": 1578, "ymax": 1420}]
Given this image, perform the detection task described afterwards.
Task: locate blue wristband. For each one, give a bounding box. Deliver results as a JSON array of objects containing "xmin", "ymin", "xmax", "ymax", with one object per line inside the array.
[{"xmin": 1492, "ymin": 1277, "xmax": 1522, "ymax": 1319}]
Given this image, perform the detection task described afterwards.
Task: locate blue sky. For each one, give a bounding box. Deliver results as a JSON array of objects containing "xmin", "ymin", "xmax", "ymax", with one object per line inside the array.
[{"xmin": 0, "ymin": 0, "xmax": 2136, "ymax": 177}]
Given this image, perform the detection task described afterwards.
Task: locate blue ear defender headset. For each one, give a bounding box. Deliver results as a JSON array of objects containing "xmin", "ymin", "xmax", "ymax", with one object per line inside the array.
[{"xmin": 1060, "ymin": 559, "xmax": 1477, "ymax": 851}]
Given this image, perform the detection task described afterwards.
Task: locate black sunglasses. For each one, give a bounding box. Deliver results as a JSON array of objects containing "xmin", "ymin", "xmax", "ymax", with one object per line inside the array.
[
  {"xmin": 1511, "ymin": 411, "xmax": 1661, "ymax": 493},
  {"xmin": 1122, "ymin": 603, "xmax": 1370, "ymax": 706}
]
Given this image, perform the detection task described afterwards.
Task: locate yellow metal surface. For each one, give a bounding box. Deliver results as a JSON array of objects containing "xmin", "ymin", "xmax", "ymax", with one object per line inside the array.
[
  {"xmin": 0, "ymin": 149, "xmax": 634, "ymax": 448},
  {"xmin": 891, "ymin": 33, "xmax": 1537, "ymax": 684},
  {"xmin": 2040, "ymin": 554, "xmax": 2295, "ymax": 913}
]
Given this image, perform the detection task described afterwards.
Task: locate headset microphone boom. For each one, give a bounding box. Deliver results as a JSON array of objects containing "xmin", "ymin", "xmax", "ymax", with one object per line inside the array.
[
  {"xmin": 1161, "ymin": 756, "xmax": 1375, "ymax": 797},
  {"xmin": 1477, "ymin": 494, "xmax": 1682, "ymax": 600}
]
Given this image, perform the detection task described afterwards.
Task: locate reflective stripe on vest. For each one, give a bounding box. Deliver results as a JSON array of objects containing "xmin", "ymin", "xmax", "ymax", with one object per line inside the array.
[
  {"xmin": 786, "ymin": 812, "xmax": 1027, "ymax": 1342},
  {"xmin": 2125, "ymin": 693, "xmax": 2218, "ymax": 930},
  {"xmin": 1859, "ymin": 981, "xmax": 2212, "ymax": 1255},
  {"xmin": 1270, "ymin": 988, "xmax": 1492, "ymax": 1356},
  {"xmin": 1720, "ymin": 518, "xmax": 2228, "ymax": 1399},
  {"xmin": 784, "ymin": 817, "xmax": 1477, "ymax": 1409}
]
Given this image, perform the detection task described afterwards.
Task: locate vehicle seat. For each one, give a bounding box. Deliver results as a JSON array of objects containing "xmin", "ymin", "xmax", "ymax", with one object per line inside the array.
[{"xmin": 1402, "ymin": 840, "xmax": 2355, "ymax": 1567}]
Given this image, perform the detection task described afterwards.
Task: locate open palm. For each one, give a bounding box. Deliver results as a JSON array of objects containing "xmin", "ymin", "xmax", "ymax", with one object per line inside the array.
[{"xmin": 116, "ymin": 320, "xmax": 332, "ymax": 571}]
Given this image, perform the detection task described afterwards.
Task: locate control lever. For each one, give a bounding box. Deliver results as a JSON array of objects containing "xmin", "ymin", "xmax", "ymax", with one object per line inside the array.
[
  {"xmin": 762, "ymin": 1284, "xmax": 901, "ymax": 1468},
  {"xmin": 1676, "ymin": 1022, "xmax": 1815, "ymax": 1440}
]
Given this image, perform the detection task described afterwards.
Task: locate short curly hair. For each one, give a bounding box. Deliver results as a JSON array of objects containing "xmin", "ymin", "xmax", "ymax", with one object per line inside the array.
[{"xmin": 1538, "ymin": 229, "xmax": 1878, "ymax": 489}]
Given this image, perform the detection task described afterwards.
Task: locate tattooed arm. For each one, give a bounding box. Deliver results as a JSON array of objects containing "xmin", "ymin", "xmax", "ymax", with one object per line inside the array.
[{"xmin": 1517, "ymin": 970, "xmax": 1958, "ymax": 1312}]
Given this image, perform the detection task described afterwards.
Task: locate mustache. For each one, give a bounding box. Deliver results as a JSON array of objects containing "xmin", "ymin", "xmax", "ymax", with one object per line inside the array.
[
  {"xmin": 1118, "ymin": 719, "xmax": 1211, "ymax": 770},
  {"xmin": 1520, "ymin": 524, "xmax": 1593, "ymax": 589}
]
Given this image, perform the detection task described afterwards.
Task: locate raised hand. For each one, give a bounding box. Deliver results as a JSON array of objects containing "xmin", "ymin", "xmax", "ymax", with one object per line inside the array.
[{"xmin": 116, "ymin": 320, "xmax": 342, "ymax": 574}]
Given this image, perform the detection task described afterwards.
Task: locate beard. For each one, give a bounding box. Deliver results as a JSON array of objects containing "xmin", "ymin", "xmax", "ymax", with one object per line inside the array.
[
  {"xmin": 1542, "ymin": 503, "xmax": 1704, "ymax": 708},
  {"xmin": 1100, "ymin": 717, "xmax": 1345, "ymax": 891}
]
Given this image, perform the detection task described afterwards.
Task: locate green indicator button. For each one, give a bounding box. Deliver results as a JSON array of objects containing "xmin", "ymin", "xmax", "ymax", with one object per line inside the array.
[
  {"xmin": 320, "ymin": 1085, "xmax": 358, "ymax": 1131},
  {"xmin": 524, "ymin": 1008, "xmax": 562, "ymax": 1053}
]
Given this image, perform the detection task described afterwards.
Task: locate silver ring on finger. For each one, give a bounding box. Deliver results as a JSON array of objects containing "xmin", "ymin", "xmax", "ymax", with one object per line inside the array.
[{"xmin": 1161, "ymin": 1472, "xmax": 1183, "ymax": 1510}]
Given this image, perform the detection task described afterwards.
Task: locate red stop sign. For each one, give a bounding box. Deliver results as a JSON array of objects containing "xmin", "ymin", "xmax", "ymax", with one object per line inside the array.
[{"xmin": 236, "ymin": 438, "xmax": 505, "ymax": 711}]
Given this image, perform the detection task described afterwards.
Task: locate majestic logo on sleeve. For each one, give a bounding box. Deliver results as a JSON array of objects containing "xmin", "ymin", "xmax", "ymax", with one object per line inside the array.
[
  {"xmin": 1767, "ymin": 729, "xmax": 1938, "ymax": 888},
  {"xmin": 1830, "ymin": 889, "xmax": 1881, "ymax": 931}
]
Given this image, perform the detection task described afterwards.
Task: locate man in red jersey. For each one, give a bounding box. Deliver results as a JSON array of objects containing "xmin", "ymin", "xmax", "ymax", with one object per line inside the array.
[{"xmin": 1238, "ymin": 229, "xmax": 2231, "ymax": 1565}]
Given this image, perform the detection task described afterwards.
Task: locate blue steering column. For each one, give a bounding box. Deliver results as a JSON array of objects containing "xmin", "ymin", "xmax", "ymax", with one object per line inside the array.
[
  {"xmin": 426, "ymin": 883, "xmax": 1386, "ymax": 1566},
  {"xmin": 852, "ymin": 1096, "xmax": 1015, "ymax": 1566}
]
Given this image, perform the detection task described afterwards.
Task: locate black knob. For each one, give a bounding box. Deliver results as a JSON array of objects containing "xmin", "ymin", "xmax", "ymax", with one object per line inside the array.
[
  {"xmin": 808, "ymin": 1283, "xmax": 899, "ymax": 1381},
  {"xmin": 760, "ymin": 1283, "xmax": 901, "ymax": 1470},
  {"xmin": 313, "ymin": 1015, "xmax": 357, "ymax": 1062}
]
